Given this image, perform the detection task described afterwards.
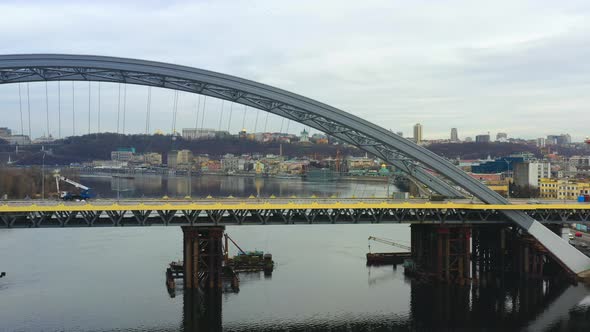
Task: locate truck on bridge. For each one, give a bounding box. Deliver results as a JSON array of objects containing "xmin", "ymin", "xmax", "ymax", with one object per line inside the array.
[{"xmin": 54, "ymin": 175, "xmax": 93, "ymax": 201}]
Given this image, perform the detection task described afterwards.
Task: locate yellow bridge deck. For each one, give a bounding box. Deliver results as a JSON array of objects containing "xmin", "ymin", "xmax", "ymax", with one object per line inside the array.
[{"xmin": 1, "ymin": 200, "xmax": 589, "ymax": 213}]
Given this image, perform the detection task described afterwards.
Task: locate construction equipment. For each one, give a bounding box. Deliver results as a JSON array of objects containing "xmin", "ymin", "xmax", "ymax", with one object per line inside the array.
[
  {"xmin": 55, "ymin": 175, "xmax": 93, "ymax": 201},
  {"xmin": 224, "ymin": 233, "xmax": 274, "ymax": 273},
  {"xmin": 367, "ymin": 236, "xmax": 411, "ymax": 265},
  {"xmin": 368, "ymin": 236, "xmax": 411, "ymax": 251}
]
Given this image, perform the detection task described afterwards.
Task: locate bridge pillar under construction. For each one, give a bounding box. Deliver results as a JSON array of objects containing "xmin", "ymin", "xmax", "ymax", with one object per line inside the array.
[
  {"xmin": 411, "ymin": 224, "xmax": 471, "ymax": 283},
  {"xmin": 182, "ymin": 226, "xmax": 225, "ymax": 290},
  {"xmin": 411, "ymin": 224, "xmax": 569, "ymax": 284}
]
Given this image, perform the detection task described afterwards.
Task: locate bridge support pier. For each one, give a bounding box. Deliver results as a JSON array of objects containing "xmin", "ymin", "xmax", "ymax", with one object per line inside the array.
[
  {"xmin": 410, "ymin": 224, "xmax": 471, "ymax": 283},
  {"xmin": 182, "ymin": 226, "xmax": 225, "ymax": 290}
]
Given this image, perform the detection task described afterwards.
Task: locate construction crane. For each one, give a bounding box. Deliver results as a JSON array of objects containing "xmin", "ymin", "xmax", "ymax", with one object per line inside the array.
[
  {"xmin": 368, "ymin": 236, "xmax": 411, "ymax": 252},
  {"xmin": 55, "ymin": 175, "xmax": 93, "ymax": 201}
]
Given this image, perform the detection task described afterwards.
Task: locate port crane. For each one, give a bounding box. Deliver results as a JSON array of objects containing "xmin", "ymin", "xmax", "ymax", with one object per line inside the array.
[
  {"xmin": 55, "ymin": 175, "xmax": 93, "ymax": 201},
  {"xmin": 368, "ymin": 236, "xmax": 411, "ymax": 252}
]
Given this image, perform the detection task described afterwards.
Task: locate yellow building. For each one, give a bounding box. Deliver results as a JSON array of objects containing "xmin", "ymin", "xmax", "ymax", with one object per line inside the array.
[
  {"xmin": 177, "ymin": 150, "xmax": 193, "ymax": 165},
  {"xmin": 539, "ymin": 178, "xmax": 590, "ymax": 200}
]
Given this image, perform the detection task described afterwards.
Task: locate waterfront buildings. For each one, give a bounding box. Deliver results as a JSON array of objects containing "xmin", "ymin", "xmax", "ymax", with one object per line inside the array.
[
  {"xmin": 164, "ymin": 149, "xmax": 194, "ymax": 169},
  {"xmin": 111, "ymin": 148, "xmax": 135, "ymax": 162}
]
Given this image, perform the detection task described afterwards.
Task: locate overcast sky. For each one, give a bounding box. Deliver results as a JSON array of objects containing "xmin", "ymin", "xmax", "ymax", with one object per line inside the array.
[{"xmin": 1, "ymin": 0, "xmax": 590, "ymax": 141}]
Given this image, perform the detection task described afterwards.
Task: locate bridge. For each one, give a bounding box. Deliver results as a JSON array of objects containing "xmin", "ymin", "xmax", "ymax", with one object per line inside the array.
[
  {"xmin": 1, "ymin": 199, "xmax": 590, "ymax": 227},
  {"xmin": 1, "ymin": 54, "xmax": 589, "ymax": 286}
]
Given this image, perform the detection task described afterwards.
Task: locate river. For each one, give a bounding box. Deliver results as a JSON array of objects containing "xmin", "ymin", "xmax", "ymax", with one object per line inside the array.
[{"xmin": 1, "ymin": 174, "xmax": 589, "ymax": 331}]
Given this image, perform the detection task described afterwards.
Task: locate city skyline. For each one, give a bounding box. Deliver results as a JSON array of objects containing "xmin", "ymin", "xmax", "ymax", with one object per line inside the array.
[{"xmin": 2, "ymin": 1, "xmax": 590, "ymax": 140}]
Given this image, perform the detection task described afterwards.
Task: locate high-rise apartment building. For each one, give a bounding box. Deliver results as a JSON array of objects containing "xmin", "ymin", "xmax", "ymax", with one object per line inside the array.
[
  {"xmin": 475, "ymin": 134, "xmax": 490, "ymax": 143},
  {"xmin": 513, "ymin": 161, "xmax": 551, "ymax": 188},
  {"xmin": 413, "ymin": 123, "xmax": 423, "ymax": 144},
  {"xmin": 450, "ymin": 128, "xmax": 458, "ymax": 142}
]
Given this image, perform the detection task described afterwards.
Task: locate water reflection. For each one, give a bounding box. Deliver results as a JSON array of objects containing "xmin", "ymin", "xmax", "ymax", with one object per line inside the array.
[
  {"xmin": 81, "ymin": 173, "xmax": 394, "ymax": 199},
  {"xmin": 179, "ymin": 274, "xmax": 589, "ymax": 331},
  {"xmin": 182, "ymin": 290, "xmax": 222, "ymax": 332}
]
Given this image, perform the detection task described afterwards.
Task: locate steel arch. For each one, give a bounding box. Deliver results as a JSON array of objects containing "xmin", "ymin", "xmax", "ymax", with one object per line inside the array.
[{"xmin": 0, "ymin": 54, "xmax": 588, "ymax": 275}]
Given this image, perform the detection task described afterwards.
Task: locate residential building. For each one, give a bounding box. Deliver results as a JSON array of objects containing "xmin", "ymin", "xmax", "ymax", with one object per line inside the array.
[
  {"xmin": 221, "ymin": 154, "xmax": 240, "ymax": 172},
  {"xmin": 111, "ymin": 148, "xmax": 135, "ymax": 162},
  {"xmin": 464, "ymin": 137, "xmax": 473, "ymax": 142},
  {"xmin": 536, "ymin": 138, "xmax": 546, "ymax": 148},
  {"xmin": 513, "ymin": 161, "xmax": 551, "ymax": 188},
  {"xmin": 177, "ymin": 150, "xmax": 193, "ymax": 165},
  {"xmin": 546, "ymin": 134, "xmax": 571, "ymax": 146},
  {"xmin": 167, "ymin": 151, "xmax": 178, "ymax": 168},
  {"xmin": 143, "ymin": 152, "xmax": 162, "ymax": 166},
  {"xmin": 182, "ymin": 128, "xmax": 221, "ymax": 140},
  {"xmin": 0, "ymin": 127, "xmax": 12, "ymax": 137},
  {"xmin": 475, "ymin": 134, "xmax": 490, "ymax": 143},
  {"xmin": 539, "ymin": 178, "xmax": 590, "ymax": 200},
  {"xmin": 450, "ymin": 128, "xmax": 458, "ymax": 142},
  {"xmin": 346, "ymin": 156, "xmax": 376, "ymax": 170},
  {"xmin": 471, "ymin": 157, "xmax": 524, "ymax": 174},
  {"xmin": 32, "ymin": 135, "xmax": 56, "ymax": 144},
  {"xmin": 2, "ymin": 135, "xmax": 31, "ymax": 145},
  {"xmin": 413, "ymin": 123, "xmax": 423, "ymax": 144},
  {"xmin": 496, "ymin": 132, "xmax": 508, "ymax": 142}
]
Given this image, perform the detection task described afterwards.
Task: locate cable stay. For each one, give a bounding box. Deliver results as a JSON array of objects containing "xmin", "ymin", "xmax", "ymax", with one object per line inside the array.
[
  {"xmin": 122, "ymin": 84, "xmax": 127, "ymax": 134},
  {"xmin": 72, "ymin": 82, "xmax": 75, "ymax": 136},
  {"xmin": 241, "ymin": 104, "xmax": 247, "ymax": 131},
  {"xmin": 279, "ymin": 117, "xmax": 284, "ymax": 133},
  {"xmin": 194, "ymin": 94, "xmax": 201, "ymax": 131},
  {"xmin": 26, "ymin": 83, "xmax": 31, "ymax": 137},
  {"xmin": 87, "ymin": 81, "xmax": 91, "ymax": 134},
  {"xmin": 18, "ymin": 84, "xmax": 24, "ymax": 135},
  {"xmin": 200, "ymin": 95, "xmax": 207, "ymax": 135},
  {"xmin": 116, "ymin": 83, "xmax": 121, "ymax": 134},
  {"xmin": 227, "ymin": 101, "xmax": 233, "ymax": 132},
  {"xmin": 263, "ymin": 111, "xmax": 269, "ymax": 132},
  {"xmin": 45, "ymin": 81, "xmax": 50, "ymax": 138},
  {"xmin": 218, "ymin": 99, "xmax": 225, "ymax": 131},
  {"xmin": 97, "ymin": 82, "xmax": 101, "ymax": 133},
  {"xmin": 254, "ymin": 108, "xmax": 260, "ymax": 132},
  {"xmin": 171, "ymin": 90, "xmax": 179, "ymax": 134},
  {"xmin": 57, "ymin": 81, "xmax": 61, "ymax": 139},
  {"xmin": 145, "ymin": 86, "xmax": 152, "ymax": 134}
]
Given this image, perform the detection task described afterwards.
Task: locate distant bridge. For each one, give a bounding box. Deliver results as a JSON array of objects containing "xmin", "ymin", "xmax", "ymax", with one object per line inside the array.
[
  {"xmin": 1, "ymin": 199, "xmax": 590, "ymax": 228},
  {"xmin": 0, "ymin": 54, "xmax": 589, "ymax": 277}
]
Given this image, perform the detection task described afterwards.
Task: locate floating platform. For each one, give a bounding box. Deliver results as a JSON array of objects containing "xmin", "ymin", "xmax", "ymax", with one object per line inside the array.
[
  {"xmin": 366, "ymin": 252, "xmax": 411, "ymax": 265},
  {"xmin": 229, "ymin": 252, "xmax": 274, "ymax": 274},
  {"xmin": 165, "ymin": 260, "xmax": 240, "ymax": 298}
]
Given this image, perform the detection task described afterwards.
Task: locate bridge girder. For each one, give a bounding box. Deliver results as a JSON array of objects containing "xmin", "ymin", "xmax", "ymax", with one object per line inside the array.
[{"xmin": 0, "ymin": 54, "xmax": 588, "ymax": 275}]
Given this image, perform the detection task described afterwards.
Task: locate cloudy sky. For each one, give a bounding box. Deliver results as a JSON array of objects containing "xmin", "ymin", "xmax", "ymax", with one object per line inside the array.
[{"xmin": 1, "ymin": 0, "xmax": 590, "ymax": 141}]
